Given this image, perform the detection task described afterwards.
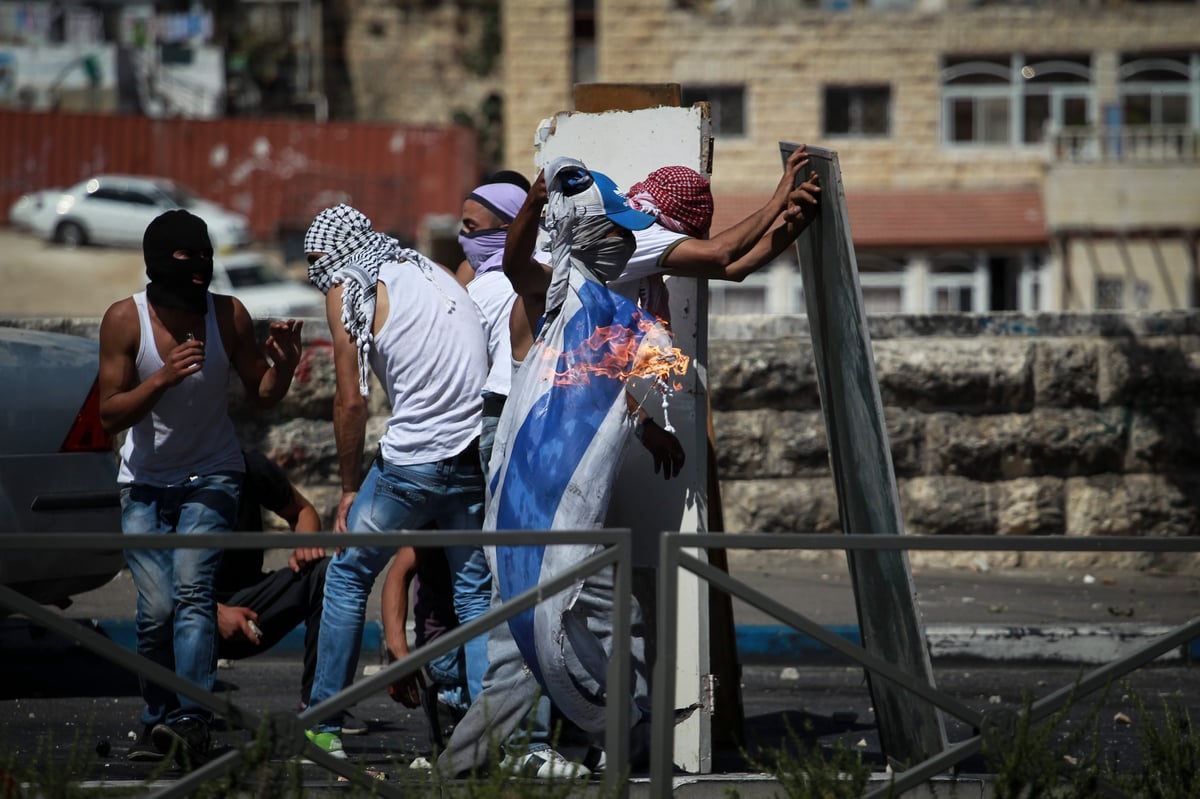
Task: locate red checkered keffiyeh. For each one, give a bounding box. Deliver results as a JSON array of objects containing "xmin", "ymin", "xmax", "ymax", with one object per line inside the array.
[{"xmin": 626, "ymin": 166, "xmax": 714, "ymax": 238}]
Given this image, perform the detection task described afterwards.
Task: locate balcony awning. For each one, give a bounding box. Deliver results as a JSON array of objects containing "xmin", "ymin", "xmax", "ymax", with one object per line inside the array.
[{"xmin": 712, "ymin": 188, "xmax": 1047, "ymax": 249}]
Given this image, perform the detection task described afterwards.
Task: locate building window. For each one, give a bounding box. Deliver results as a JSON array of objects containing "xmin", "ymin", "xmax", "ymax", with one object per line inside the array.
[
  {"xmin": 856, "ymin": 271, "xmax": 906, "ymax": 314},
  {"xmin": 929, "ymin": 259, "xmax": 985, "ymax": 312},
  {"xmin": 682, "ymin": 86, "xmax": 746, "ymax": 137},
  {"xmin": 824, "ymin": 86, "xmax": 890, "ymax": 137},
  {"xmin": 573, "ymin": 0, "xmax": 596, "ymax": 86},
  {"xmin": 941, "ymin": 54, "xmax": 1092, "ymax": 146},
  {"xmin": 1119, "ymin": 51, "xmax": 1197, "ymax": 127}
]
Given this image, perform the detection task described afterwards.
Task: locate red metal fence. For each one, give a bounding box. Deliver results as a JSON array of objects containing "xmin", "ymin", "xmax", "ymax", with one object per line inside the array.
[{"xmin": 0, "ymin": 110, "xmax": 481, "ymax": 244}]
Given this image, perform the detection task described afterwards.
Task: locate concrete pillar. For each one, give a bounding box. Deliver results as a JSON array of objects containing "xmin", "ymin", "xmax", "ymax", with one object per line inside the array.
[
  {"xmin": 904, "ymin": 254, "xmax": 930, "ymax": 314},
  {"xmin": 974, "ymin": 252, "xmax": 991, "ymax": 312}
]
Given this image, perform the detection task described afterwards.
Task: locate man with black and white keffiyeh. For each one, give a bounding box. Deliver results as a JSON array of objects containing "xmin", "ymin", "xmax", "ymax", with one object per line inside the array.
[{"xmin": 300, "ymin": 204, "xmax": 493, "ymax": 763}]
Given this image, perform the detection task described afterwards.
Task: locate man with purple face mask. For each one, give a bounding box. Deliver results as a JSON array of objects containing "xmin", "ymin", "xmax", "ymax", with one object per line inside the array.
[
  {"xmin": 458, "ymin": 179, "xmax": 529, "ymax": 475},
  {"xmin": 98, "ymin": 209, "xmax": 302, "ymax": 770}
]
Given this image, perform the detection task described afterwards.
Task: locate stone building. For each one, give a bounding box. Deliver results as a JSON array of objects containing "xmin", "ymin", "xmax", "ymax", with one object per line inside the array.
[
  {"xmin": 501, "ymin": 0, "xmax": 1200, "ymax": 317},
  {"xmin": 7, "ymin": 1, "xmax": 1194, "ymax": 318}
]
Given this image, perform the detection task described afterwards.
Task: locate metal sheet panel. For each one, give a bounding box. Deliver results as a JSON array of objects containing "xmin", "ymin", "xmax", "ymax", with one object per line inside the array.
[
  {"xmin": 0, "ymin": 110, "xmax": 479, "ymax": 244},
  {"xmin": 782, "ymin": 141, "xmax": 948, "ymax": 766}
]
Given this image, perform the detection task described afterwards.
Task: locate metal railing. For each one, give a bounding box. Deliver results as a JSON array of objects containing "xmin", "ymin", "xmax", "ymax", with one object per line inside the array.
[
  {"xmin": 5, "ymin": 530, "xmax": 1200, "ymax": 797},
  {"xmin": 0, "ymin": 529, "xmax": 633, "ymax": 798},
  {"xmin": 1050, "ymin": 124, "xmax": 1200, "ymax": 164},
  {"xmin": 651, "ymin": 532, "xmax": 1200, "ymax": 799}
]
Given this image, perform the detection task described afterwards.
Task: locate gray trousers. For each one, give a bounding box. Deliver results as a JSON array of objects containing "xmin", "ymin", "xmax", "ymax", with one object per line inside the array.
[{"xmin": 437, "ymin": 563, "xmax": 650, "ymax": 778}]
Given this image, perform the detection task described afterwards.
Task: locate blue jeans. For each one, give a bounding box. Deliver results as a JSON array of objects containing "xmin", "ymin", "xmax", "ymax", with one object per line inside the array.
[
  {"xmin": 310, "ymin": 452, "xmax": 491, "ymax": 733},
  {"xmin": 121, "ymin": 472, "xmax": 242, "ymax": 728}
]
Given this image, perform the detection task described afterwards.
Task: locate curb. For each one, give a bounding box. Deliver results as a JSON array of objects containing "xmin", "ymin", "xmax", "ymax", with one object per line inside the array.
[
  {"xmin": 735, "ymin": 623, "xmax": 1200, "ymax": 665},
  {"xmin": 72, "ymin": 620, "xmax": 1199, "ymax": 666}
]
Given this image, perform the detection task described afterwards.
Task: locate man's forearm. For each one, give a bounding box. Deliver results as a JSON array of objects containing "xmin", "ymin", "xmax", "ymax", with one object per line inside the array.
[
  {"xmin": 100, "ymin": 376, "xmax": 169, "ymax": 435},
  {"xmin": 255, "ymin": 364, "xmax": 296, "ymax": 409},
  {"xmin": 333, "ymin": 391, "xmax": 369, "ymax": 493},
  {"xmin": 723, "ymin": 214, "xmax": 803, "ymax": 283},
  {"xmin": 503, "ymin": 196, "xmax": 549, "ymax": 297},
  {"xmin": 381, "ymin": 551, "xmax": 416, "ymax": 660}
]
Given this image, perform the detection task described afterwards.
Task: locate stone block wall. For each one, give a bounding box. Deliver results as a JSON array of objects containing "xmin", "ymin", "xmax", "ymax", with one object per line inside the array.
[
  {"xmin": 708, "ymin": 312, "xmax": 1200, "ymax": 572},
  {"xmin": 11, "ymin": 310, "xmax": 1199, "ymax": 572}
]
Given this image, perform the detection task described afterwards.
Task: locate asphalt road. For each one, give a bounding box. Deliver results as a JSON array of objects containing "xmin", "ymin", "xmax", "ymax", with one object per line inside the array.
[{"xmin": 1, "ymin": 620, "xmax": 1197, "ymax": 789}]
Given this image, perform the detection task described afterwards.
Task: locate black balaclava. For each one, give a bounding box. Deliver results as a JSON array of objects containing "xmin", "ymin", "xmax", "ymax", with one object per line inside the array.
[{"xmin": 143, "ymin": 209, "xmax": 214, "ymax": 315}]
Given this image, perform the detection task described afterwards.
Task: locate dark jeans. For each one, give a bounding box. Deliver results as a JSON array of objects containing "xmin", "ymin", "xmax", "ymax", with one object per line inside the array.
[{"xmin": 216, "ymin": 557, "xmax": 329, "ymax": 706}]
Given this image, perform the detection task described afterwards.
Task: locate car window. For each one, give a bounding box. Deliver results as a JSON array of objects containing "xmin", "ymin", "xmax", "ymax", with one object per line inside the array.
[
  {"xmin": 89, "ymin": 187, "xmax": 124, "ymax": 202},
  {"xmin": 158, "ymin": 182, "xmax": 199, "ymax": 208},
  {"xmin": 224, "ymin": 262, "xmax": 282, "ymax": 288},
  {"xmin": 121, "ymin": 189, "xmax": 159, "ymax": 206}
]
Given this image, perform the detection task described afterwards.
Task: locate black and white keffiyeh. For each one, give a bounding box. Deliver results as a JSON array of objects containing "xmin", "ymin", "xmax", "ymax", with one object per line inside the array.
[{"xmin": 305, "ymin": 203, "xmax": 456, "ymax": 396}]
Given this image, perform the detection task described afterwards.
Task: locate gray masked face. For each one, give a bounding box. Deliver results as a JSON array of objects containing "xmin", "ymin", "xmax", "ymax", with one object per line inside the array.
[{"xmin": 573, "ymin": 227, "xmax": 636, "ymax": 285}]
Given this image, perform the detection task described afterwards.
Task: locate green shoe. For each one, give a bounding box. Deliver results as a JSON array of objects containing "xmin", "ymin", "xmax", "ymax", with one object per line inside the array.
[{"xmin": 304, "ymin": 729, "xmax": 347, "ymax": 761}]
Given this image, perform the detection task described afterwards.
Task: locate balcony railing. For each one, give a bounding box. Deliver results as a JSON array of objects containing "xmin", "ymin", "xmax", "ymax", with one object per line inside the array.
[{"xmin": 1050, "ymin": 124, "xmax": 1200, "ymax": 164}]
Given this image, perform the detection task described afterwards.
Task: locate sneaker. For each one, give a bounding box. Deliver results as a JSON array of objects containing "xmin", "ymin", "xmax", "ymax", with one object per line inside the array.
[
  {"xmin": 126, "ymin": 725, "xmax": 166, "ymax": 762},
  {"xmin": 297, "ymin": 702, "xmax": 369, "ymax": 737},
  {"xmin": 499, "ymin": 747, "xmax": 591, "ymax": 780},
  {"xmin": 582, "ymin": 745, "xmax": 606, "ymax": 774},
  {"xmin": 303, "ymin": 729, "xmax": 347, "ymax": 762},
  {"xmin": 340, "ymin": 710, "xmax": 368, "ymax": 736},
  {"xmin": 151, "ymin": 718, "xmax": 210, "ymax": 770}
]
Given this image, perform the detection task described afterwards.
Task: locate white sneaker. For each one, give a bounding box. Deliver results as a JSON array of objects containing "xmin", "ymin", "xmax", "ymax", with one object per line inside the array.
[
  {"xmin": 499, "ymin": 747, "xmax": 591, "ymax": 780},
  {"xmin": 409, "ymin": 755, "xmax": 433, "ymax": 769}
]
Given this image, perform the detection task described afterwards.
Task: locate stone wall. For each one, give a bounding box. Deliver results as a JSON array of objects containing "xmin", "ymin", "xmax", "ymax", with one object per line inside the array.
[
  {"xmin": 708, "ymin": 312, "xmax": 1200, "ymax": 573},
  {"xmin": 12, "ymin": 310, "xmax": 1199, "ymax": 572}
]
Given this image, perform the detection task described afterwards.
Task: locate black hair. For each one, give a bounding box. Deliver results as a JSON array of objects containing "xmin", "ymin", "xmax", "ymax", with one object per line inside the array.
[{"xmin": 484, "ymin": 169, "xmax": 532, "ymax": 193}]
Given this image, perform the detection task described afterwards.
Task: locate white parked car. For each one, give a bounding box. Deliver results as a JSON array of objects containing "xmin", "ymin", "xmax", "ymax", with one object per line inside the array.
[
  {"xmin": 11, "ymin": 175, "xmax": 252, "ymax": 252},
  {"xmin": 211, "ymin": 252, "xmax": 326, "ymax": 319},
  {"xmin": 0, "ymin": 326, "xmax": 123, "ymax": 612}
]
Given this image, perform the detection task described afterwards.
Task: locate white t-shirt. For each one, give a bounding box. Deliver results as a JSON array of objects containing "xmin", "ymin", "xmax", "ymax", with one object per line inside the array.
[
  {"xmin": 467, "ymin": 270, "xmax": 517, "ymax": 398},
  {"xmin": 610, "ymin": 225, "xmax": 691, "ymax": 288},
  {"xmin": 371, "ymin": 260, "xmax": 487, "ymax": 465}
]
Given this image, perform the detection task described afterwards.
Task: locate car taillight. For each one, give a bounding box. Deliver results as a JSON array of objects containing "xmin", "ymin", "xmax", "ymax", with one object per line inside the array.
[{"xmin": 60, "ymin": 377, "xmax": 114, "ymax": 453}]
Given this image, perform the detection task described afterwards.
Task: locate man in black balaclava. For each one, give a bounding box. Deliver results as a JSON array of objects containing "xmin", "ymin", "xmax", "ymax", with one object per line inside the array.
[
  {"xmin": 97, "ymin": 209, "xmax": 304, "ymax": 770},
  {"xmin": 143, "ymin": 209, "xmax": 216, "ymax": 315}
]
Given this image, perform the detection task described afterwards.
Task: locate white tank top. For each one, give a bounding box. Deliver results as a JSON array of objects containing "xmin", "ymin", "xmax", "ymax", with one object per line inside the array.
[
  {"xmin": 117, "ymin": 292, "xmax": 244, "ymax": 486},
  {"xmin": 371, "ymin": 260, "xmax": 486, "ymax": 465}
]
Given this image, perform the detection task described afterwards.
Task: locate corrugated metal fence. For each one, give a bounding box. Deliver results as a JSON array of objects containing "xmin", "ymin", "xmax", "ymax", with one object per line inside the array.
[{"xmin": 0, "ymin": 110, "xmax": 481, "ymax": 243}]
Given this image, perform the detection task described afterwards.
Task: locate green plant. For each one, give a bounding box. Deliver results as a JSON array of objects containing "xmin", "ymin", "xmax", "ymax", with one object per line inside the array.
[
  {"xmin": 0, "ymin": 720, "xmax": 155, "ymax": 798},
  {"xmin": 1112, "ymin": 688, "xmax": 1200, "ymax": 799},
  {"xmin": 981, "ymin": 675, "xmax": 1110, "ymax": 799}
]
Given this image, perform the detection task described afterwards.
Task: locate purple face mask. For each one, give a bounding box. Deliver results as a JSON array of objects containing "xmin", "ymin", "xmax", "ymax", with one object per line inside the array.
[{"xmin": 459, "ymin": 227, "xmax": 508, "ymax": 273}]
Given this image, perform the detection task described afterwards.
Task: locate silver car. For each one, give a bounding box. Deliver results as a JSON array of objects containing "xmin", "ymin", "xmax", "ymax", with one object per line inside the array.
[
  {"xmin": 17, "ymin": 174, "xmax": 252, "ymax": 252},
  {"xmin": 0, "ymin": 326, "xmax": 123, "ymax": 611},
  {"xmin": 211, "ymin": 252, "xmax": 326, "ymax": 319}
]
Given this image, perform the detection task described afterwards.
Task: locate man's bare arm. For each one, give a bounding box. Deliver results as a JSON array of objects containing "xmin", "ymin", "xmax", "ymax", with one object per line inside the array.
[
  {"xmin": 225, "ymin": 296, "xmax": 301, "ymax": 410},
  {"xmin": 502, "ymin": 171, "xmax": 552, "ymax": 298},
  {"xmin": 326, "ymin": 285, "xmax": 369, "ymax": 532},
  {"xmin": 97, "ymin": 298, "xmax": 204, "ymax": 434},
  {"xmin": 278, "ymin": 485, "xmax": 326, "ymax": 572},
  {"xmin": 381, "ymin": 547, "xmax": 425, "ymax": 708},
  {"xmin": 676, "ymin": 169, "xmax": 819, "ymax": 284},
  {"xmin": 658, "ymin": 145, "xmax": 812, "ymax": 275},
  {"xmin": 381, "ymin": 547, "xmax": 417, "ymax": 663}
]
